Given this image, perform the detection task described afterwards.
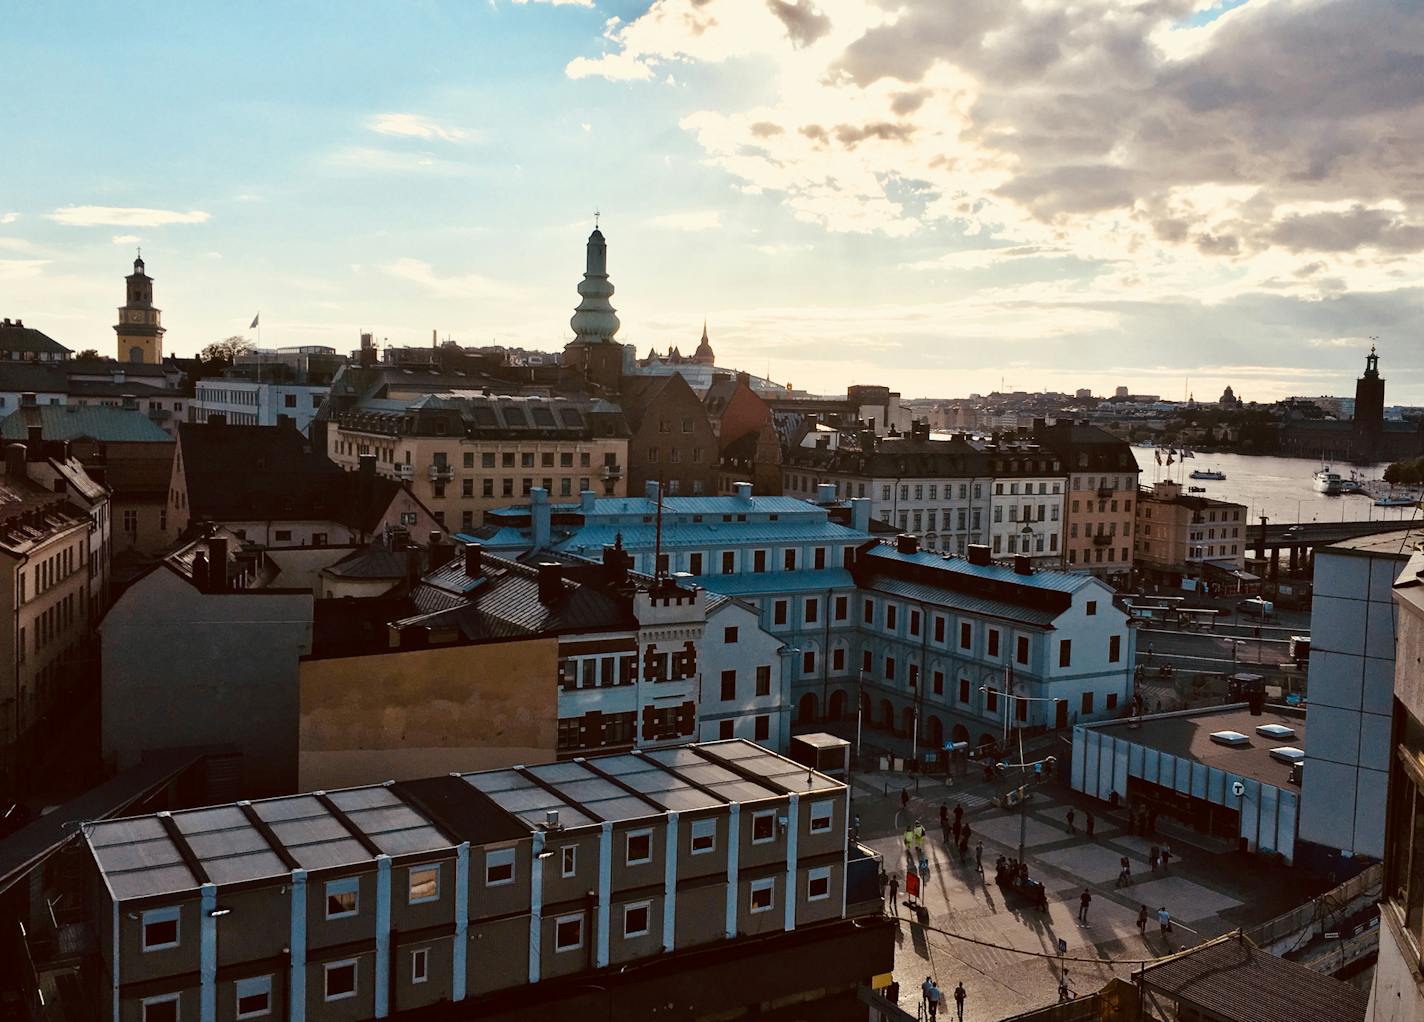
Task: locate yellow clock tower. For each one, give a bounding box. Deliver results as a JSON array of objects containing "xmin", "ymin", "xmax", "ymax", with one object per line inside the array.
[{"xmin": 114, "ymin": 252, "xmax": 165, "ymax": 364}]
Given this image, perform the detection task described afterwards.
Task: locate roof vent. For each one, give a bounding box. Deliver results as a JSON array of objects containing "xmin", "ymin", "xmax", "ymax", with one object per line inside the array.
[
  {"xmin": 896, "ymin": 534, "xmax": 919, "ymax": 555},
  {"xmin": 1209, "ymin": 730, "xmax": 1250, "ymax": 747},
  {"xmin": 1269, "ymin": 747, "xmax": 1305, "ymax": 764},
  {"xmin": 966, "ymin": 544, "xmax": 991, "ymax": 567},
  {"xmin": 1013, "ymin": 555, "xmax": 1032, "ymax": 575},
  {"xmin": 1255, "ymin": 723, "xmax": 1295, "ymax": 739}
]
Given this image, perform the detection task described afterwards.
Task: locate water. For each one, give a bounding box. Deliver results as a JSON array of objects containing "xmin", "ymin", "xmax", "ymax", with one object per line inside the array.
[{"xmin": 1129, "ymin": 448, "xmax": 1422, "ymax": 526}]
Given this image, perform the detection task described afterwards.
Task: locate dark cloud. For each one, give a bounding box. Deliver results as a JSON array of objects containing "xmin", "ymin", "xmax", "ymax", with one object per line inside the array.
[
  {"xmin": 996, "ymin": 165, "xmax": 1140, "ymax": 218},
  {"xmin": 834, "ymin": 121, "xmax": 915, "ymax": 147},
  {"xmin": 749, "ymin": 121, "xmax": 784, "ymax": 137},
  {"xmin": 1195, "ymin": 232, "xmax": 1240, "ymax": 257},
  {"xmin": 799, "ymin": 123, "xmax": 829, "ymax": 144},
  {"xmin": 1269, "ymin": 206, "xmax": 1424, "ymax": 254},
  {"xmin": 890, "ymin": 89, "xmax": 930, "ymax": 115},
  {"xmin": 767, "ymin": 0, "xmax": 831, "ymax": 48}
]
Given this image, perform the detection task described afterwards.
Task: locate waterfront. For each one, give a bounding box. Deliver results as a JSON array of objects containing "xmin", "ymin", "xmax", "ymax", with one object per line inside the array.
[{"xmin": 1131, "ymin": 449, "xmax": 1421, "ymax": 527}]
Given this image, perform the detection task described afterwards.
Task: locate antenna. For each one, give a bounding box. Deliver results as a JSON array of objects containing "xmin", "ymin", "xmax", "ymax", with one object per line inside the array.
[
  {"xmin": 654, "ymin": 477, "xmax": 665, "ymax": 579},
  {"xmin": 594, "ymin": 208, "xmax": 601, "ymax": 228}
]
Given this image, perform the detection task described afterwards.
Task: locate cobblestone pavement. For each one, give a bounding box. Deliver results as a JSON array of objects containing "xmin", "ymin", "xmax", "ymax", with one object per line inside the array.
[{"xmin": 850, "ymin": 769, "xmax": 1328, "ymax": 1021}]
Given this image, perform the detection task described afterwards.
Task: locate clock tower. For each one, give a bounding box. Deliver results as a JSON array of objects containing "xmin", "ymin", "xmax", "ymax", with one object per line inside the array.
[{"xmin": 114, "ymin": 252, "xmax": 165, "ymax": 364}]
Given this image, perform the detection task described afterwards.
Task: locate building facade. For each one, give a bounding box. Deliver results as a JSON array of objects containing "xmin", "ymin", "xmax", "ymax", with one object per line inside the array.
[
  {"xmin": 192, "ymin": 380, "xmax": 331, "ymax": 433},
  {"xmin": 1041, "ymin": 422, "xmax": 1141, "ymax": 578},
  {"xmin": 1134, "ymin": 480, "xmax": 1248, "ymax": 587},
  {"xmin": 618, "ymin": 373, "xmax": 717, "ymax": 498},
  {"xmin": 976, "ymin": 436, "xmax": 1067, "ymax": 567}
]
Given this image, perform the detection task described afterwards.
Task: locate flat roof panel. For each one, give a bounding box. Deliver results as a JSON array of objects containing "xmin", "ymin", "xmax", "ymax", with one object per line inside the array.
[
  {"xmin": 647, "ymin": 748, "xmax": 707, "ymax": 767},
  {"xmin": 185, "ymin": 828, "xmax": 270, "ymax": 860},
  {"xmin": 655, "ymin": 789, "xmax": 722, "ymax": 812},
  {"xmin": 108, "ymin": 864, "xmax": 198, "ymax": 901},
  {"xmin": 619, "ymin": 772, "xmax": 686, "ymax": 794},
  {"xmin": 465, "ymin": 771, "xmax": 532, "ymax": 795},
  {"xmin": 580, "ymin": 796, "xmax": 658, "ymax": 822},
  {"xmin": 527, "ymin": 762, "xmax": 593, "ymax": 784},
  {"xmin": 551, "ymin": 778, "xmax": 623, "ymax": 804},
  {"xmin": 327, "ymin": 786, "xmax": 401, "ymax": 811},
  {"xmin": 174, "ymin": 806, "xmax": 250, "ymax": 834},
  {"xmin": 89, "ymin": 817, "xmax": 168, "ymax": 847},
  {"xmin": 289, "ymin": 838, "xmax": 369, "ymax": 870},
  {"xmin": 269, "ymin": 815, "xmax": 350, "ymax": 847},
  {"xmin": 674, "ymin": 763, "xmax": 741, "ymax": 785},
  {"xmin": 202, "ymin": 851, "xmax": 287, "ymax": 885},
  {"xmin": 487, "ymin": 788, "xmax": 564, "ymax": 814},
  {"xmin": 709, "ymin": 780, "xmax": 781, "ymax": 803},
  {"xmin": 589, "ymin": 756, "xmax": 648, "ymax": 777},
  {"xmin": 93, "ymin": 838, "xmax": 184, "ymax": 873},
  {"xmin": 369, "ymin": 826, "xmax": 451, "ymax": 856},
  {"xmin": 252, "ymin": 796, "xmax": 326, "ymax": 823},
  {"xmin": 344, "ymin": 805, "xmax": 429, "ymax": 835},
  {"xmin": 1087, "ymin": 707, "xmax": 1307, "ymax": 790}
]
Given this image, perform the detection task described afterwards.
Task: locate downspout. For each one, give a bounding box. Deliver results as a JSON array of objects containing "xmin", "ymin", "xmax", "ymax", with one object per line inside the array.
[{"xmin": 819, "ymin": 585, "xmax": 832, "ymax": 717}]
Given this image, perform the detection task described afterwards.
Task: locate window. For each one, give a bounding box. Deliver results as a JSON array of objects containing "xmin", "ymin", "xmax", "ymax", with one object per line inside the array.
[
  {"xmin": 689, "ymin": 552, "xmax": 703, "ymax": 574},
  {"xmin": 884, "ymin": 657, "xmax": 896, "ymax": 681},
  {"xmin": 690, "ymin": 818, "xmax": 717, "ymax": 854},
  {"xmin": 863, "ymin": 598, "xmax": 874, "ymax": 624},
  {"xmin": 626, "ymin": 829, "xmax": 653, "ymax": 865},
  {"xmin": 324, "ymin": 960, "xmax": 357, "ymax": 1002},
  {"xmin": 755, "ymin": 715, "xmax": 770, "ymax": 741},
  {"xmin": 1109, "ymin": 635, "xmax": 1121, "ymax": 663},
  {"xmin": 833, "ymin": 647, "xmax": 846, "ymax": 671},
  {"xmin": 750, "ymin": 877, "xmax": 775, "ymax": 913},
  {"xmin": 960, "ymin": 622, "xmax": 971, "ymax": 650},
  {"xmin": 724, "ymin": 626, "xmax": 738, "ymax": 644},
  {"xmin": 1016, "ymin": 636, "xmax": 1030, "ymax": 665},
  {"xmin": 753, "ymin": 549, "xmax": 767, "ymax": 572},
  {"xmin": 802, "ymin": 650, "xmax": 815, "ymax": 675},
  {"xmin": 142, "ymin": 995, "xmax": 180, "ymax": 1022},
  {"xmin": 834, "ymin": 595, "xmax": 847, "ymax": 620},
  {"xmin": 1086, "ymin": 601, "xmax": 1097, "ymax": 616},
  {"xmin": 721, "ymin": 670, "xmax": 736, "ymax": 701},
  {"xmin": 886, "ymin": 605, "xmax": 897, "ymax": 630},
  {"xmin": 807, "ymin": 866, "xmax": 831, "ymax": 902},
  {"xmin": 560, "ymin": 845, "xmax": 578, "ymax": 878},
  {"xmin": 555, "ymin": 913, "xmax": 584, "ymax": 952},
  {"xmin": 485, "ymin": 848, "xmax": 515, "ymax": 886},
  {"xmin": 1106, "ymin": 693, "xmax": 1118, "ymax": 710},
  {"xmin": 623, "ymin": 901, "xmax": 651, "ymax": 938},
  {"xmin": 721, "ymin": 551, "xmax": 735, "ymax": 574},
  {"xmin": 1059, "ymin": 640, "xmax": 1072, "ymax": 668},
  {"xmin": 959, "ymin": 677, "xmax": 970, "ymax": 704},
  {"xmin": 719, "ymin": 720, "xmax": 734, "ymax": 740},
  {"xmin": 142, "ymin": 907, "xmax": 180, "ymax": 951},
  {"xmin": 805, "ymin": 597, "xmax": 818, "ymax": 624},
  {"xmin": 987, "ymin": 629, "xmax": 1000, "ymax": 657},
  {"xmin": 411, "ymin": 948, "xmax": 429, "ymax": 984},
  {"xmin": 756, "ymin": 665, "xmax": 771, "ymax": 697},
  {"xmin": 326, "ymin": 878, "xmax": 359, "ymax": 918},
  {"xmin": 408, "ymin": 865, "xmax": 440, "ymax": 904},
  {"xmin": 1082, "ymin": 692, "xmax": 1094, "ymax": 715},
  {"xmin": 773, "ymin": 600, "xmax": 787, "ymax": 626},
  {"xmin": 273, "ymin": 529, "xmax": 292, "ymax": 542},
  {"xmin": 784, "ymin": 549, "xmax": 796, "ymax": 570},
  {"xmin": 235, "ymin": 976, "xmax": 272, "ymax": 1019},
  {"xmin": 909, "ymin": 610, "xmax": 921, "ymax": 636},
  {"xmin": 809, "ymin": 801, "xmax": 833, "ymax": 833},
  {"xmin": 934, "ymin": 616, "xmax": 945, "ymax": 643},
  {"xmin": 933, "ymin": 671, "xmax": 944, "ymax": 695},
  {"xmin": 751, "ymin": 810, "xmax": 776, "ymax": 844}
]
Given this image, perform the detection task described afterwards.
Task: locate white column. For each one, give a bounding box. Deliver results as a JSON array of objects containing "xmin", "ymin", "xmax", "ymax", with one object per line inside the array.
[
  {"xmin": 199, "ymin": 883, "xmax": 217, "ymax": 1022},
  {"xmin": 840, "ymin": 788, "xmax": 850, "ymax": 918},
  {"xmin": 453, "ymin": 843, "xmax": 469, "ymax": 1001},
  {"xmin": 374, "ymin": 856, "xmax": 392, "ymax": 1018},
  {"xmin": 596, "ymin": 822, "xmax": 613, "ymax": 968},
  {"xmin": 782, "ymin": 794, "xmax": 799, "ymax": 932},
  {"xmin": 724, "ymin": 803, "xmax": 740, "ymax": 939},
  {"xmin": 528, "ymin": 832, "xmax": 544, "ymax": 984},
  {"xmin": 662, "ymin": 812, "xmax": 678, "ymax": 953},
  {"xmin": 289, "ymin": 869, "xmax": 307, "ymax": 1022}
]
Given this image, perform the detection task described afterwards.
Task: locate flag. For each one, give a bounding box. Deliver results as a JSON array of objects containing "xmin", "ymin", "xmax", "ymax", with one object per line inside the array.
[
  {"xmin": 1166, "ymin": 452, "xmax": 1175, "ymax": 466},
  {"xmin": 250, "ymin": 313, "xmax": 260, "ymax": 330},
  {"xmin": 1155, "ymin": 449, "xmax": 1162, "ymax": 465}
]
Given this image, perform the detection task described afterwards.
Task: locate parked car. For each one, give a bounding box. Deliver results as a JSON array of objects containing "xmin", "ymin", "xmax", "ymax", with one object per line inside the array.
[{"xmin": 1237, "ymin": 597, "xmax": 1274, "ymax": 616}]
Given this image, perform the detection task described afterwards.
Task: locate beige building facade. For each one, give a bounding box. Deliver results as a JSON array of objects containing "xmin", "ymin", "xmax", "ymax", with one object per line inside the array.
[{"xmin": 1134, "ymin": 480, "xmax": 1246, "ymax": 584}]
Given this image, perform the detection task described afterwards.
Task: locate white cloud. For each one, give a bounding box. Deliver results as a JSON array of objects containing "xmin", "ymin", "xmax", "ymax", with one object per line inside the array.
[
  {"xmin": 48, "ymin": 206, "xmax": 211, "ymax": 227},
  {"xmin": 367, "ymin": 113, "xmax": 471, "ymax": 143},
  {"xmin": 649, "ymin": 210, "xmax": 723, "ymax": 230},
  {"xmin": 381, "ymin": 258, "xmax": 527, "ymax": 300},
  {"xmin": 0, "ymin": 213, "xmax": 17, "ymax": 225},
  {"xmin": 112, "ymin": 234, "xmax": 141, "ymax": 245},
  {"xmin": 0, "ymin": 259, "xmax": 49, "ymax": 280}
]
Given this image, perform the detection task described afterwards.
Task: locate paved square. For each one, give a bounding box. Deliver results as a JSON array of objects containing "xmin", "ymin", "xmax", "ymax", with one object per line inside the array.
[
  {"xmin": 1123, "ymin": 874, "xmax": 1242, "ymax": 921},
  {"xmin": 974, "ymin": 813, "xmax": 1071, "ymax": 849},
  {"xmin": 1113, "ymin": 834, "xmax": 1189, "ymax": 864},
  {"xmin": 1037, "ymin": 843, "xmax": 1147, "ymax": 883}
]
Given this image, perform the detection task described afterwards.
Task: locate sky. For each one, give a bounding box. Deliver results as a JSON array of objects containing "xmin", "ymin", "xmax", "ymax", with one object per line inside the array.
[{"xmin": 1, "ymin": 0, "xmax": 1421, "ymax": 402}]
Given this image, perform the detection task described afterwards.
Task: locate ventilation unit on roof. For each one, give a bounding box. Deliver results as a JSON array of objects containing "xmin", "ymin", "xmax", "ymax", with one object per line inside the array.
[
  {"xmin": 1209, "ymin": 730, "xmax": 1250, "ymax": 747},
  {"xmin": 1255, "ymin": 723, "xmax": 1295, "ymax": 739},
  {"xmin": 1269, "ymin": 747, "xmax": 1305, "ymax": 764}
]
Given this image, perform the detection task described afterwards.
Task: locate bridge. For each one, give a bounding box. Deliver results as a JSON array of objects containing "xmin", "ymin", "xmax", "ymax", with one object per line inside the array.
[{"xmin": 1251, "ymin": 518, "xmax": 1419, "ymax": 576}]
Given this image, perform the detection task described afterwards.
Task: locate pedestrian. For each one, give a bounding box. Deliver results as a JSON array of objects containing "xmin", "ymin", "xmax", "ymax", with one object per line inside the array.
[
  {"xmin": 1157, "ymin": 905, "xmax": 1172, "ymax": 935},
  {"xmin": 901, "ymin": 787, "xmax": 910, "ymax": 811},
  {"xmin": 1149, "ymin": 845, "xmax": 1160, "ymax": 872},
  {"xmin": 1066, "ymin": 808, "xmax": 1076, "ymax": 833},
  {"xmin": 953, "ymin": 802, "xmax": 964, "ymax": 828},
  {"xmin": 941, "ymin": 815, "xmax": 952, "ymax": 846},
  {"xmin": 975, "ymin": 841, "xmax": 984, "ymax": 873},
  {"xmin": 927, "ymin": 980, "xmax": 942, "ymax": 1020},
  {"xmin": 1137, "ymin": 904, "xmax": 1148, "ymax": 934},
  {"xmin": 904, "ymin": 826, "xmax": 915, "ymax": 860},
  {"xmin": 921, "ymin": 976, "xmax": 934, "ymax": 1016},
  {"xmin": 1117, "ymin": 855, "xmax": 1131, "ymax": 887},
  {"xmin": 939, "ymin": 802, "xmax": 949, "ymax": 828},
  {"xmin": 953, "ymin": 981, "xmax": 966, "ymax": 1022},
  {"xmin": 1058, "ymin": 967, "xmax": 1071, "ymax": 1002},
  {"xmin": 1161, "ymin": 845, "xmax": 1172, "ymax": 872},
  {"xmin": 913, "ymin": 821, "xmax": 927, "ymax": 854},
  {"xmin": 1086, "ymin": 811, "xmax": 1095, "ymax": 839},
  {"xmin": 888, "ymin": 872, "xmax": 900, "ymax": 911},
  {"xmin": 1078, "ymin": 888, "xmax": 1092, "ymax": 922}
]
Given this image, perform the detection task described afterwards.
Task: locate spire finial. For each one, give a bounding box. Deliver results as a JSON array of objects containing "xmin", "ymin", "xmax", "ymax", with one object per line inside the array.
[{"xmin": 594, "ymin": 208, "xmax": 600, "ymax": 229}]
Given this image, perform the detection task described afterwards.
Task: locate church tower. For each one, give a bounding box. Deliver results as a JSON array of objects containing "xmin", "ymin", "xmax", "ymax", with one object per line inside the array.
[
  {"xmin": 1353, "ymin": 345, "xmax": 1385, "ymax": 457},
  {"xmin": 562, "ymin": 226, "xmax": 626, "ymax": 392},
  {"xmin": 114, "ymin": 253, "xmax": 165, "ymax": 364}
]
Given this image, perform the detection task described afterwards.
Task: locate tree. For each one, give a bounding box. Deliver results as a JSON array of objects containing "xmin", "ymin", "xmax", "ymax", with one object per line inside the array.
[
  {"xmin": 199, "ymin": 335, "xmax": 254, "ymax": 364},
  {"xmin": 75, "ymin": 348, "xmax": 101, "ymax": 360}
]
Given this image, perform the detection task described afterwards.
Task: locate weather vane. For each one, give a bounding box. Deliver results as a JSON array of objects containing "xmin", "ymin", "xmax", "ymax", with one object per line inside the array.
[{"xmin": 594, "ymin": 208, "xmax": 600, "ymax": 228}]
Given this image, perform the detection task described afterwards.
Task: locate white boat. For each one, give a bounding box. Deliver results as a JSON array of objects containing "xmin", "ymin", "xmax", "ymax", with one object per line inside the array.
[
  {"xmin": 1313, "ymin": 468, "xmax": 1344, "ymax": 495},
  {"xmin": 1375, "ymin": 494, "xmax": 1419, "ymax": 507},
  {"xmin": 1189, "ymin": 469, "xmax": 1225, "ymax": 481}
]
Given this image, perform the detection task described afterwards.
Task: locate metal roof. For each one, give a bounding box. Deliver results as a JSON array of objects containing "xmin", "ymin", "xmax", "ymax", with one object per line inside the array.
[
  {"xmin": 555, "ymin": 521, "xmax": 867, "ymax": 555},
  {"xmin": 698, "ymin": 567, "xmax": 856, "ymax": 597},
  {"xmin": 862, "ymin": 575, "xmax": 1062, "ymax": 628},
  {"xmin": 865, "ymin": 544, "xmax": 1094, "ymax": 594},
  {"xmin": 582, "ymin": 495, "xmax": 832, "ymax": 518},
  {"xmin": 0, "ymin": 404, "xmax": 173, "ymax": 443}
]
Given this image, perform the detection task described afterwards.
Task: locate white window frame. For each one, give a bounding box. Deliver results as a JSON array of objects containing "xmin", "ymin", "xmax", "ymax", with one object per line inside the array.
[
  {"xmin": 623, "ymin": 900, "xmax": 651, "ymax": 938},
  {"xmin": 807, "ymin": 866, "xmax": 832, "ymax": 902},
  {"xmin": 141, "ymin": 993, "xmax": 180, "ymax": 1022},
  {"xmin": 749, "ymin": 877, "xmax": 775, "ymax": 914},
  {"xmin": 485, "ymin": 847, "xmax": 515, "ymax": 887},
  {"xmin": 323, "ymin": 959, "xmax": 358, "ymax": 1002},
  {"xmin": 554, "ymin": 912, "xmax": 584, "ymax": 953},
  {"xmin": 408, "ymin": 864, "xmax": 440, "ymax": 905},
  {"xmin": 625, "ymin": 828, "xmax": 653, "ymax": 866},
  {"xmin": 689, "ymin": 818, "xmax": 717, "ymax": 855},
  {"xmin": 808, "ymin": 801, "xmax": 834, "ymax": 834},
  {"xmin": 324, "ymin": 877, "xmax": 359, "ymax": 919},
  {"xmin": 751, "ymin": 810, "xmax": 777, "ymax": 845},
  {"xmin": 561, "ymin": 844, "xmax": 578, "ymax": 878},
  {"xmin": 141, "ymin": 906, "xmax": 181, "ymax": 952},
  {"xmin": 411, "ymin": 947, "xmax": 429, "ymax": 985},
  {"xmin": 234, "ymin": 975, "xmax": 273, "ymax": 1019}
]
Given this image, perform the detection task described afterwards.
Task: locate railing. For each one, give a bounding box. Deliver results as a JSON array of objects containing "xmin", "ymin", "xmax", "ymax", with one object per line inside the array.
[
  {"xmin": 1092, "ymin": 533, "xmax": 1113, "ymax": 546},
  {"xmin": 394, "ymin": 464, "xmax": 414, "ymax": 481},
  {"xmin": 429, "ymin": 464, "xmax": 455, "ymax": 481},
  {"xmin": 1096, "ymin": 486, "xmax": 1113, "ymax": 498},
  {"xmin": 601, "ymin": 464, "xmax": 623, "ymax": 478}
]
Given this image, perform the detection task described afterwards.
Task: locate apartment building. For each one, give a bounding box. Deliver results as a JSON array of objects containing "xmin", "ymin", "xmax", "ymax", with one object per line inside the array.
[
  {"xmin": 326, "ymin": 393, "xmax": 630, "ymax": 531},
  {"xmin": 847, "ymin": 538, "xmax": 1135, "ymax": 752},
  {"xmin": 1134, "ymin": 480, "xmax": 1248, "ymax": 588},
  {"xmin": 783, "ymin": 428, "xmax": 993, "ymax": 554},
  {"xmin": 618, "ymin": 373, "xmax": 717, "ymax": 497},
  {"xmin": 1039, "ymin": 421, "xmax": 1141, "ymax": 578},
  {"xmin": 973, "ymin": 435, "xmax": 1067, "ymax": 567},
  {"xmin": 192, "ymin": 380, "xmax": 330, "ymax": 432},
  {"xmin": 84, "ymin": 739, "xmax": 862, "ymax": 1022}
]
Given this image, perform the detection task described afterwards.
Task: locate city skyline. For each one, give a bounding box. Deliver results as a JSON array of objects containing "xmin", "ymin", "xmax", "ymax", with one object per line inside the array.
[{"xmin": 1, "ymin": 0, "xmax": 1420, "ymax": 402}]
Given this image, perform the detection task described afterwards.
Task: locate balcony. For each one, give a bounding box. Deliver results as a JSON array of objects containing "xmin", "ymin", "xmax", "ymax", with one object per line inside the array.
[
  {"xmin": 394, "ymin": 463, "xmax": 415, "ymax": 481},
  {"xmin": 601, "ymin": 463, "xmax": 623, "ymax": 479},
  {"xmin": 1092, "ymin": 533, "xmax": 1113, "ymax": 546},
  {"xmin": 429, "ymin": 463, "xmax": 455, "ymax": 481},
  {"xmin": 1097, "ymin": 485, "xmax": 1113, "ymax": 498}
]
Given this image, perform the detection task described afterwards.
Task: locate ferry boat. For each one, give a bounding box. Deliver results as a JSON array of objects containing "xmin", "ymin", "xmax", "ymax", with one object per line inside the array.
[
  {"xmin": 1375, "ymin": 493, "xmax": 1420, "ymax": 507},
  {"xmin": 1313, "ymin": 468, "xmax": 1344, "ymax": 495},
  {"xmin": 1189, "ymin": 469, "xmax": 1226, "ymax": 481}
]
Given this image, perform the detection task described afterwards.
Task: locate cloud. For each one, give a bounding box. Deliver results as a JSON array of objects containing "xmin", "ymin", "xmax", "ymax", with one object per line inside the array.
[
  {"xmin": 112, "ymin": 234, "xmax": 141, "ymax": 245},
  {"xmin": 767, "ymin": 1, "xmax": 831, "ymax": 48},
  {"xmin": 0, "ymin": 213, "xmax": 17, "ymax": 225},
  {"xmin": 0, "ymin": 259, "xmax": 48, "ymax": 281},
  {"xmin": 381, "ymin": 258, "xmax": 525, "ymax": 300},
  {"xmin": 650, "ymin": 210, "xmax": 723, "ymax": 230},
  {"xmin": 367, "ymin": 113, "xmax": 471, "ymax": 143},
  {"xmin": 48, "ymin": 206, "xmax": 210, "ymax": 227}
]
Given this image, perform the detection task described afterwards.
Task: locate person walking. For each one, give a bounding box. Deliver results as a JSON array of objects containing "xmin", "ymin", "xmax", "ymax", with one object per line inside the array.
[
  {"xmin": 1149, "ymin": 845, "xmax": 1160, "ymax": 872},
  {"xmin": 904, "ymin": 826, "xmax": 916, "ymax": 862},
  {"xmin": 1085, "ymin": 811, "xmax": 1095, "ymax": 839},
  {"xmin": 1066, "ymin": 808, "xmax": 1076, "ymax": 833},
  {"xmin": 1078, "ymin": 888, "xmax": 1092, "ymax": 922},
  {"xmin": 921, "ymin": 976, "xmax": 934, "ymax": 1018},
  {"xmin": 1117, "ymin": 855, "xmax": 1131, "ymax": 887},
  {"xmin": 1137, "ymin": 904, "xmax": 1149, "ymax": 935},
  {"xmin": 953, "ymin": 981, "xmax": 966, "ymax": 1022},
  {"xmin": 1157, "ymin": 905, "xmax": 1172, "ymax": 935},
  {"xmin": 901, "ymin": 787, "xmax": 911, "ymax": 812},
  {"xmin": 913, "ymin": 821, "xmax": 927, "ymax": 856},
  {"xmin": 1161, "ymin": 845, "xmax": 1172, "ymax": 872},
  {"xmin": 888, "ymin": 872, "xmax": 900, "ymax": 912},
  {"xmin": 927, "ymin": 980, "xmax": 942, "ymax": 1020},
  {"xmin": 953, "ymin": 802, "xmax": 964, "ymax": 829},
  {"xmin": 975, "ymin": 841, "xmax": 984, "ymax": 874},
  {"xmin": 940, "ymin": 804, "xmax": 950, "ymax": 845}
]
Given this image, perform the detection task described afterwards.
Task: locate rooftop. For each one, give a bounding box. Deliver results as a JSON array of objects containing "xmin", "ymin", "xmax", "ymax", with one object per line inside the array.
[
  {"xmin": 0, "ymin": 319, "xmax": 71, "ymax": 355},
  {"xmin": 1085, "ymin": 705, "xmax": 1307, "ymax": 790},
  {"xmin": 1323, "ymin": 527, "xmax": 1421, "ymax": 559},
  {"xmin": 85, "ymin": 740, "xmax": 842, "ymax": 902},
  {"xmin": 1, "ymin": 404, "xmax": 173, "ymax": 443}
]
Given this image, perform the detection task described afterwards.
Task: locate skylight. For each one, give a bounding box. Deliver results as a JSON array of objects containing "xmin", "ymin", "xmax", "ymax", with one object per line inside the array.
[
  {"xmin": 1209, "ymin": 730, "xmax": 1249, "ymax": 747},
  {"xmin": 1255, "ymin": 723, "xmax": 1295, "ymax": 739},
  {"xmin": 1269, "ymin": 747, "xmax": 1305, "ymax": 764}
]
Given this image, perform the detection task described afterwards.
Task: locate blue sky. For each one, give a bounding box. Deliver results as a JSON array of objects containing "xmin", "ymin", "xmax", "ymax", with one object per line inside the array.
[{"xmin": 2, "ymin": 0, "xmax": 1420, "ymax": 402}]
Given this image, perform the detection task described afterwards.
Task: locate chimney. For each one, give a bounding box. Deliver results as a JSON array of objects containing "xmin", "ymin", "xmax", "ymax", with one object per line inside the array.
[
  {"xmin": 190, "ymin": 551, "xmax": 210, "ymax": 594},
  {"xmin": 207, "ymin": 413, "xmax": 227, "ymax": 426},
  {"xmin": 360, "ymin": 332, "xmax": 375, "ymax": 368},
  {"xmin": 25, "ymin": 426, "xmax": 43, "ymax": 462},
  {"xmin": 579, "ymin": 490, "xmax": 597, "ymax": 515},
  {"xmin": 602, "ymin": 543, "xmax": 629, "ymax": 584},
  {"xmin": 1013, "ymin": 555, "xmax": 1033, "ymax": 576},
  {"xmin": 208, "ymin": 537, "xmax": 229, "ymax": 591},
  {"xmin": 390, "ymin": 528, "xmax": 410, "ymax": 552},
  {"xmin": 897, "ymin": 534, "xmax": 920, "ymax": 555},
  {"xmin": 406, "ymin": 545, "xmax": 421, "ymax": 588},
  {"xmin": 816, "ymin": 482, "xmax": 836, "ymax": 503},
  {"xmin": 644, "ymin": 479, "xmax": 661, "ymax": 501},
  {"xmin": 531, "ymin": 487, "xmax": 551, "ymax": 550},
  {"xmin": 358, "ymin": 454, "xmax": 377, "ymax": 476},
  {"xmin": 967, "ymin": 544, "xmax": 991, "ymax": 567},
  {"xmin": 537, "ymin": 562, "xmax": 563, "ymax": 604},
  {"xmin": 429, "ymin": 532, "xmax": 454, "ymax": 570},
  {"xmin": 463, "ymin": 542, "xmax": 482, "ymax": 577},
  {"xmin": 4, "ymin": 444, "xmax": 25, "ymax": 481},
  {"xmin": 733, "ymin": 481, "xmax": 752, "ymax": 502}
]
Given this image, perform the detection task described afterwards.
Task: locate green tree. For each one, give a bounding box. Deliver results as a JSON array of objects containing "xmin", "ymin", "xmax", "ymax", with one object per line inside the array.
[
  {"xmin": 75, "ymin": 348, "xmax": 101, "ymax": 360},
  {"xmin": 199, "ymin": 335, "xmax": 254, "ymax": 365}
]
